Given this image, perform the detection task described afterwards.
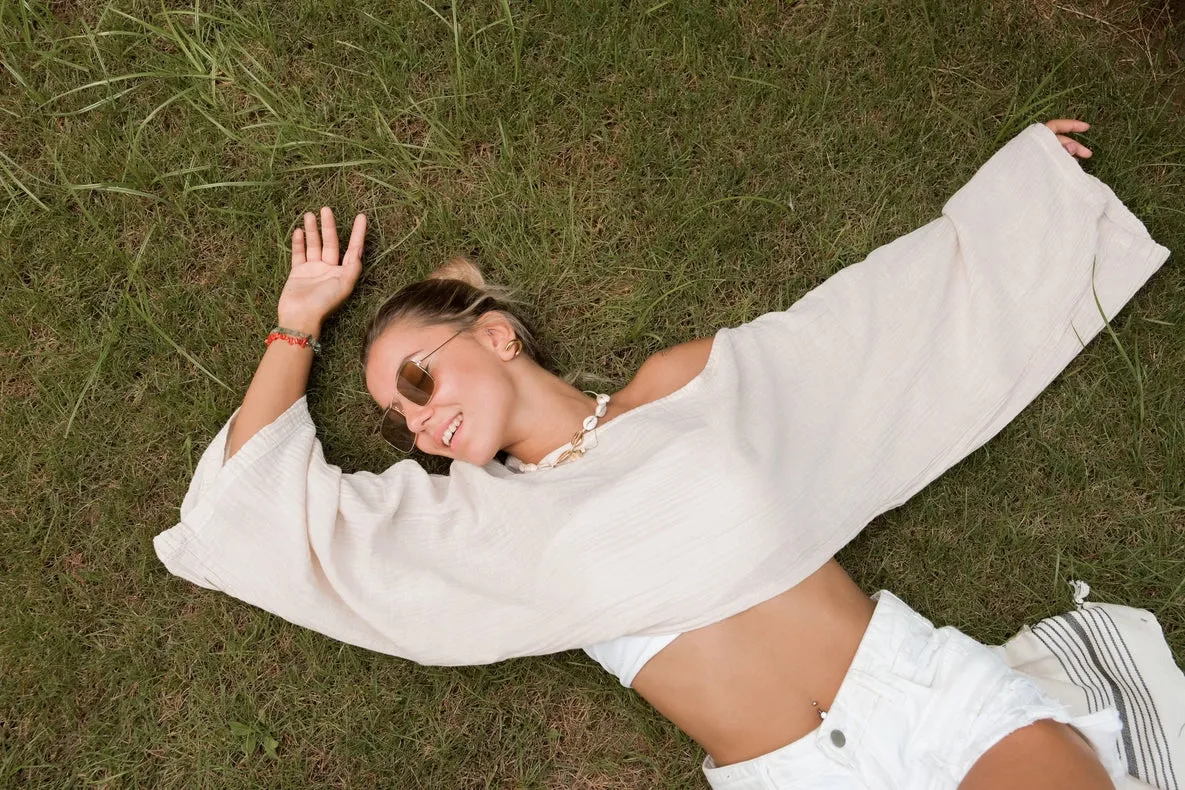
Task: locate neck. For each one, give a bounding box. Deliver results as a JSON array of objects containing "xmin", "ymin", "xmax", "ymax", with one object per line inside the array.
[{"xmin": 501, "ymin": 366, "xmax": 603, "ymax": 465}]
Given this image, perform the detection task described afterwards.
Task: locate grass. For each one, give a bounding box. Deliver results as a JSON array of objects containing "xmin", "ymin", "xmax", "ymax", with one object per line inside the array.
[{"xmin": 1, "ymin": 0, "xmax": 1182, "ymax": 787}]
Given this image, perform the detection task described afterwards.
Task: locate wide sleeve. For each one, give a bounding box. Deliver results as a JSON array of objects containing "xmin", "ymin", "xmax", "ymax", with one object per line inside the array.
[
  {"xmin": 716, "ymin": 124, "xmax": 1170, "ymax": 538},
  {"xmin": 154, "ymin": 397, "xmax": 457, "ymax": 660}
]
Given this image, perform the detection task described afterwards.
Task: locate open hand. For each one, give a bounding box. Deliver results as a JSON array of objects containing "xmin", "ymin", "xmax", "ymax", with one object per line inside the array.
[
  {"xmin": 277, "ymin": 207, "xmax": 367, "ymax": 335},
  {"xmin": 1044, "ymin": 119, "xmax": 1092, "ymax": 159}
]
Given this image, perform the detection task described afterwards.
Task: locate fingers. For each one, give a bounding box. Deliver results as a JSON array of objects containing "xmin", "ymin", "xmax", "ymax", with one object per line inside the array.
[
  {"xmin": 1057, "ymin": 135, "xmax": 1093, "ymax": 159},
  {"xmin": 1044, "ymin": 118, "xmax": 1090, "ymax": 135},
  {"xmin": 292, "ymin": 208, "xmax": 364, "ymax": 272},
  {"xmin": 291, "ymin": 228, "xmax": 305, "ymax": 270},
  {"xmin": 320, "ymin": 206, "xmax": 339, "ymax": 266},
  {"xmin": 303, "ymin": 211, "xmax": 321, "ymax": 262},
  {"xmin": 1044, "ymin": 119, "xmax": 1092, "ymax": 159},
  {"xmin": 341, "ymin": 213, "xmax": 368, "ymax": 280}
]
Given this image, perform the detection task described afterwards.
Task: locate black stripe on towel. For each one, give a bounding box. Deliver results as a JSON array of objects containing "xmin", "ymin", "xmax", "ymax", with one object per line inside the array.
[
  {"xmin": 1032, "ymin": 617, "xmax": 1108, "ymax": 712},
  {"xmin": 1032, "ymin": 617, "xmax": 1133, "ymax": 773},
  {"xmin": 1032, "ymin": 609, "xmax": 1179, "ymax": 790},
  {"xmin": 1075, "ymin": 608, "xmax": 1178, "ymax": 790},
  {"xmin": 1064, "ymin": 611, "xmax": 1158, "ymax": 785}
]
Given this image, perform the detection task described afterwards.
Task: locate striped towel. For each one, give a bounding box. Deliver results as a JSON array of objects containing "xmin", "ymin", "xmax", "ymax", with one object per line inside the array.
[{"xmin": 996, "ymin": 588, "xmax": 1184, "ymax": 790}]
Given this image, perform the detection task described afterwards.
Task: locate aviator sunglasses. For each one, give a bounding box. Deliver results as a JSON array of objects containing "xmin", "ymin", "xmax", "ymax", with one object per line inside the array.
[{"xmin": 378, "ymin": 329, "xmax": 464, "ymax": 452}]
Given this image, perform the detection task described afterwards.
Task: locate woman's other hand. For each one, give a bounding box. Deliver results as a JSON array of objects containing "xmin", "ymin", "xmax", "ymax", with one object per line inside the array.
[
  {"xmin": 277, "ymin": 207, "xmax": 368, "ymax": 336},
  {"xmin": 1044, "ymin": 119, "xmax": 1093, "ymax": 159}
]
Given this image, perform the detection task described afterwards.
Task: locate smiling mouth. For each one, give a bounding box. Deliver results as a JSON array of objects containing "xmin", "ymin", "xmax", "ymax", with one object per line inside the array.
[{"xmin": 442, "ymin": 413, "xmax": 463, "ymax": 447}]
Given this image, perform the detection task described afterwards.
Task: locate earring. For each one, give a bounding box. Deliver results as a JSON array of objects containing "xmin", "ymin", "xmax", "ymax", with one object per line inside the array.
[{"xmin": 503, "ymin": 338, "xmax": 523, "ymax": 358}]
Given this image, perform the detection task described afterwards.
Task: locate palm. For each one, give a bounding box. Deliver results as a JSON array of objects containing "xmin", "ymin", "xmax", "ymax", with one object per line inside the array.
[
  {"xmin": 281, "ymin": 261, "xmax": 354, "ymax": 317},
  {"xmin": 276, "ymin": 208, "xmax": 367, "ymax": 331}
]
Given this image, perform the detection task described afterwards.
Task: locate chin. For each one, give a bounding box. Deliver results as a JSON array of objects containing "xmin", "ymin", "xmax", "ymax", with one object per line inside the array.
[
  {"xmin": 450, "ymin": 436, "xmax": 496, "ymax": 466},
  {"xmin": 457, "ymin": 447, "xmax": 498, "ymax": 466}
]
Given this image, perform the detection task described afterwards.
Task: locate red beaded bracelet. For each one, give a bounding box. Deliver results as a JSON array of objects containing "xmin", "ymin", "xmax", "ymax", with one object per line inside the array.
[{"xmin": 266, "ymin": 327, "xmax": 322, "ymax": 354}]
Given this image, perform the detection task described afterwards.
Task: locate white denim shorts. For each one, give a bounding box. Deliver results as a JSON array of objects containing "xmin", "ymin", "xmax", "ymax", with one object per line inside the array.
[{"xmin": 703, "ymin": 591, "xmax": 1126, "ymax": 789}]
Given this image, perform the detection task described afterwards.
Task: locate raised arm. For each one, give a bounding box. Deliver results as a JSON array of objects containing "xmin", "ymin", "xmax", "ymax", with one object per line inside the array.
[
  {"xmin": 715, "ymin": 119, "xmax": 1167, "ymax": 549},
  {"xmin": 226, "ymin": 207, "xmax": 367, "ymax": 458}
]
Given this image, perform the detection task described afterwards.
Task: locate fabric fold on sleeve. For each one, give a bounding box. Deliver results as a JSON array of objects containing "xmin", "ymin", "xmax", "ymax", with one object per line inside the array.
[
  {"xmin": 154, "ymin": 397, "xmax": 449, "ymax": 660},
  {"xmin": 155, "ymin": 398, "xmax": 314, "ymax": 590}
]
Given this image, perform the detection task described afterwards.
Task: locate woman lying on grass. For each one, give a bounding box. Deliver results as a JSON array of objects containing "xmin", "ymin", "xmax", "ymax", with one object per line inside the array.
[{"xmin": 156, "ymin": 119, "xmax": 1169, "ymax": 789}]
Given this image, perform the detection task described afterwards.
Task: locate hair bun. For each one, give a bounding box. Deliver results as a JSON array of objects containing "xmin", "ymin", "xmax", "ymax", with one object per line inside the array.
[{"xmin": 428, "ymin": 256, "xmax": 485, "ymax": 289}]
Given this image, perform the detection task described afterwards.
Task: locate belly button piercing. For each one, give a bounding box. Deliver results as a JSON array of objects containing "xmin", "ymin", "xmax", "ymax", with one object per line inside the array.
[{"xmin": 812, "ymin": 700, "xmax": 828, "ymax": 720}]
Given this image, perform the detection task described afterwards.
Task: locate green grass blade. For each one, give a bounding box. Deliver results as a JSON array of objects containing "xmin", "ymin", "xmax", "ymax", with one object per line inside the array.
[
  {"xmin": 63, "ymin": 309, "xmax": 119, "ymax": 439},
  {"xmin": 182, "ymin": 180, "xmax": 279, "ymax": 193},
  {"xmin": 678, "ymin": 194, "xmax": 793, "ymax": 228},
  {"xmin": 1090, "ymin": 257, "xmax": 1146, "ymax": 426},
  {"xmin": 50, "ymin": 83, "xmax": 143, "ymax": 117},
  {"xmin": 498, "ymin": 0, "xmax": 520, "ymax": 81},
  {"xmin": 38, "ymin": 72, "xmax": 156, "ymax": 108},
  {"xmin": 65, "ymin": 228, "xmax": 155, "ymax": 437},
  {"xmin": 0, "ymin": 150, "xmax": 49, "ymax": 209},
  {"xmin": 66, "ymin": 183, "xmax": 166, "ymax": 202},
  {"xmin": 283, "ymin": 159, "xmax": 385, "ymax": 172},
  {"xmin": 130, "ymin": 286, "xmax": 233, "ymax": 393}
]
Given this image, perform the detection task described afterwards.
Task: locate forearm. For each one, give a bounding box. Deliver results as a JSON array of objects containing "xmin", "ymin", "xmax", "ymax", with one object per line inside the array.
[
  {"xmin": 224, "ymin": 207, "xmax": 366, "ymax": 460},
  {"xmin": 226, "ymin": 329, "xmax": 318, "ymax": 459}
]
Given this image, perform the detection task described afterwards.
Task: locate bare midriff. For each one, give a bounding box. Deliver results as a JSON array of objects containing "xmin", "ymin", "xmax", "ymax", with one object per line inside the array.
[{"xmin": 631, "ymin": 560, "xmax": 874, "ymax": 767}]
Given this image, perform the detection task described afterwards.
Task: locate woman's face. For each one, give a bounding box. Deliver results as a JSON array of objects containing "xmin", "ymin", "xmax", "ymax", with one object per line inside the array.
[{"xmin": 364, "ymin": 318, "xmax": 517, "ymax": 465}]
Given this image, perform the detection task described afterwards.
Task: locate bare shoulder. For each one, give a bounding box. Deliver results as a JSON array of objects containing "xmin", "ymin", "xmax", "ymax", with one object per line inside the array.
[{"xmin": 621, "ymin": 337, "xmax": 715, "ymax": 407}]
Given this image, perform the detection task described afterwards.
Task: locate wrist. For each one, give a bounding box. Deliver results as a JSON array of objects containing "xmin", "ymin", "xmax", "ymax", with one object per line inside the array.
[
  {"xmin": 267, "ymin": 326, "xmax": 322, "ymax": 355},
  {"xmin": 275, "ymin": 315, "xmax": 322, "ymax": 338}
]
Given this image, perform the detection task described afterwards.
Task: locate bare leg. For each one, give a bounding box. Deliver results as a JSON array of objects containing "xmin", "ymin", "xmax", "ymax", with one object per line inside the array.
[{"xmin": 959, "ymin": 719, "xmax": 1114, "ymax": 790}]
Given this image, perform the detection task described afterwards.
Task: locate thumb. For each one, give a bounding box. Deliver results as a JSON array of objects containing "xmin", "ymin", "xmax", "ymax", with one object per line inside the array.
[{"xmin": 341, "ymin": 213, "xmax": 367, "ymax": 280}]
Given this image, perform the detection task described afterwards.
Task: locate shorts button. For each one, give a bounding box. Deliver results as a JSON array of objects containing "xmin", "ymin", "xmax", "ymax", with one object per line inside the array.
[{"xmin": 830, "ymin": 729, "xmax": 846, "ymax": 748}]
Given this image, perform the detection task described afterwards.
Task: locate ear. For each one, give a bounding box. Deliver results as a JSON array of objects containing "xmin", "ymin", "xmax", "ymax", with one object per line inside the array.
[{"xmin": 475, "ymin": 312, "xmax": 517, "ymax": 360}]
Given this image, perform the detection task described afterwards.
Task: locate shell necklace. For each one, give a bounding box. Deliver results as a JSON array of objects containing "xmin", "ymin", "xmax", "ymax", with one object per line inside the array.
[{"xmin": 513, "ymin": 393, "xmax": 611, "ymax": 472}]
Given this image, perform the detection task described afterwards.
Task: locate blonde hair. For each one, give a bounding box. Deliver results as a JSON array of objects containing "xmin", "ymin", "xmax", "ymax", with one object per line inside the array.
[
  {"xmin": 361, "ymin": 256, "xmax": 542, "ymax": 366},
  {"xmin": 427, "ymin": 256, "xmax": 486, "ymax": 288}
]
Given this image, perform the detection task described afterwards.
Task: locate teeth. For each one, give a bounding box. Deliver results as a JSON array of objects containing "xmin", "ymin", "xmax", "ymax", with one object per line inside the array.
[{"xmin": 442, "ymin": 413, "xmax": 463, "ymax": 447}]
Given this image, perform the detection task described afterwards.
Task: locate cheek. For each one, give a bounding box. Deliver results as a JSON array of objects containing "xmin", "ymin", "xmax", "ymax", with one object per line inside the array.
[
  {"xmin": 467, "ymin": 373, "xmax": 512, "ymax": 426},
  {"xmin": 455, "ymin": 364, "xmax": 514, "ymax": 452}
]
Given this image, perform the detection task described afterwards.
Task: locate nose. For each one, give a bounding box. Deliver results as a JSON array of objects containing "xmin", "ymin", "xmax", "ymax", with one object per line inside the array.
[{"xmin": 402, "ymin": 402, "xmax": 433, "ymax": 436}]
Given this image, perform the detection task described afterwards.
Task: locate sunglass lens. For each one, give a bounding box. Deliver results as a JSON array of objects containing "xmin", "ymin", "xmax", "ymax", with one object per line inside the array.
[
  {"xmin": 396, "ymin": 361, "xmax": 434, "ymax": 406},
  {"xmin": 380, "ymin": 409, "xmax": 416, "ymax": 453}
]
